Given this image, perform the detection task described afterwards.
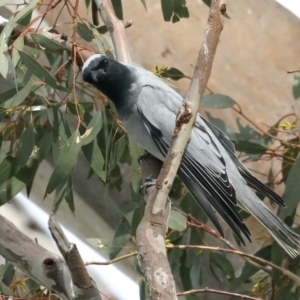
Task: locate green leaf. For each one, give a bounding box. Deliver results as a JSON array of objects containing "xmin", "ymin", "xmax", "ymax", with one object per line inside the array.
[
  {"xmin": 16, "ymin": 123, "xmax": 35, "ymax": 167},
  {"xmin": 206, "ymin": 112, "xmax": 236, "ymax": 140},
  {"xmin": 110, "ymin": 219, "xmax": 131, "ymax": 259},
  {"xmin": 179, "ymin": 250, "xmax": 194, "ymax": 292},
  {"xmin": 279, "ymin": 155, "xmax": 300, "ymax": 219},
  {"xmin": 293, "ymin": 73, "xmax": 300, "ymax": 105},
  {"xmin": 65, "ymin": 176, "xmax": 75, "ymax": 212},
  {"xmin": 15, "ymin": 63, "xmax": 48, "ymax": 97},
  {"xmin": 210, "ymin": 252, "xmax": 235, "ymax": 281},
  {"xmin": 0, "ymin": 263, "xmax": 14, "ymax": 286},
  {"xmin": 6, "ymin": 160, "xmax": 39, "ymax": 201},
  {"xmin": 109, "ymin": 135, "xmax": 128, "ymax": 171},
  {"xmin": 140, "ymin": 0, "xmax": 147, "ymax": 10},
  {"xmin": 161, "ymin": 67, "xmax": 185, "ymax": 81},
  {"xmin": 47, "ymin": 106, "xmax": 71, "ymax": 142},
  {"xmin": 2, "ymin": 82, "xmax": 32, "ymax": 108},
  {"xmin": 111, "ymin": 0, "xmax": 123, "ymax": 20},
  {"xmin": 281, "ymin": 137, "xmax": 299, "ymax": 183},
  {"xmin": 0, "ymin": 88, "xmax": 19, "ymax": 103},
  {"xmin": 202, "ymin": 0, "xmax": 211, "ymax": 6},
  {"xmin": 31, "ymin": 34, "xmax": 66, "ymax": 51},
  {"xmin": 174, "ymin": 0, "xmax": 189, "ymax": 19},
  {"xmin": 0, "ymin": 157, "xmax": 20, "ymax": 184},
  {"xmin": 82, "ymin": 140, "xmax": 106, "ymax": 181},
  {"xmin": 168, "ymin": 210, "xmax": 187, "ymax": 231},
  {"xmin": 131, "ymin": 201, "xmax": 145, "ymax": 236},
  {"xmin": 46, "ymin": 131, "xmax": 81, "ymax": 195},
  {"xmin": 161, "ymin": 0, "xmax": 173, "ymax": 21},
  {"xmin": 18, "ymin": 51, "xmax": 68, "ymax": 92},
  {"xmin": 77, "ymin": 22, "xmax": 94, "ymax": 42},
  {"xmin": 81, "ymin": 110, "xmax": 103, "ymax": 146},
  {"xmin": 65, "ymin": 60, "xmax": 74, "ymax": 90},
  {"xmin": 37, "ymin": 130, "xmax": 52, "ymax": 161},
  {"xmin": 17, "ymin": 7, "xmax": 33, "ymax": 26},
  {"xmin": 202, "ymin": 94, "xmax": 236, "ymax": 109},
  {"xmin": 234, "ymin": 140, "xmax": 266, "ymax": 155},
  {"xmin": 12, "ymin": 38, "xmax": 24, "ymax": 66},
  {"xmin": 231, "ymin": 245, "xmax": 271, "ymax": 290},
  {"xmin": 0, "ymin": 52, "xmax": 8, "ymax": 78}
]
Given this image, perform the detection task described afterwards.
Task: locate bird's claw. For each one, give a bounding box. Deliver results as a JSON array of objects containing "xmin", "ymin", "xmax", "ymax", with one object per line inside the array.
[{"xmin": 139, "ymin": 176, "xmax": 157, "ymax": 195}]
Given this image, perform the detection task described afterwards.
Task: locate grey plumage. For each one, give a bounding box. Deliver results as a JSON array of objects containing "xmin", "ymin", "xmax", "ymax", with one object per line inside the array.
[{"xmin": 82, "ymin": 54, "xmax": 300, "ymax": 257}]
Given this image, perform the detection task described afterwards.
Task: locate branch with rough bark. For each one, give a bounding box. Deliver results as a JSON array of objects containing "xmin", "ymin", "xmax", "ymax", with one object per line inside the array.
[
  {"xmin": 48, "ymin": 215, "xmax": 102, "ymax": 300},
  {"xmin": 135, "ymin": 1, "xmax": 226, "ymax": 299},
  {"xmin": 0, "ymin": 214, "xmax": 101, "ymax": 300}
]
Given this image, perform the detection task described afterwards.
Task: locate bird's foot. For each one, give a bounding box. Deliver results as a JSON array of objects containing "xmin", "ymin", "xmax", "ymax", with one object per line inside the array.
[{"xmin": 139, "ymin": 176, "xmax": 157, "ymax": 195}]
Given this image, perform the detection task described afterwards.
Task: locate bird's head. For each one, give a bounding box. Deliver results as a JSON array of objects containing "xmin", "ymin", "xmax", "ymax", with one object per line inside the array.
[{"xmin": 82, "ymin": 54, "xmax": 136, "ymax": 110}]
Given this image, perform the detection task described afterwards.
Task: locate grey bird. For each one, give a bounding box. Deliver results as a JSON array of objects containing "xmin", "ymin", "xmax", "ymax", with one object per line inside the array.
[{"xmin": 82, "ymin": 54, "xmax": 300, "ymax": 258}]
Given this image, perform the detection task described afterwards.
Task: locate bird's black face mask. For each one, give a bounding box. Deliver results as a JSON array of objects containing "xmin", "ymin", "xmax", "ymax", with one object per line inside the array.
[
  {"xmin": 82, "ymin": 55, "xmax": 135, "ymax": 109},
  {"xmin": 82, "ymin": 55, "xmax": 109, "ymax": 84}
]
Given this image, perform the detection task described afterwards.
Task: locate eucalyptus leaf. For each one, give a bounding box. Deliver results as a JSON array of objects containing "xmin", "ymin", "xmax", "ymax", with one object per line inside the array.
[
  {"xmin": 111, "ymin": 0, "xmax": 123, "ymax": 20},
  {"xmin": 82, "ymin": 140, "xmax": 106, "ymax": 181},
  {"xmin": 16, "ymin": 123, "xmax": 35, "ymax": 167},
  {"xmin": 6, "ymin": 160, "xmax": 39, "ymax": 201},
  {"xmin": 77, "ymin": 22, "xmax": 94, "ymax": 42},
  {"xmin": 234, "ymin": 140, "xmax": 266, "ymax": 155},
  {"xmin": 31, "ymin": 34, "xmax": 66, "ymax": 52},
  {"xmin": 279, "ymin": 155, "xmax": 300, "ymax": 219},
  {"xmin": 231, "ymin": 245, "xmax": 271, "ymax": 290},
  {"xmin": 168, "ymin": 210, "xmax": 187, "ymax": 231},
  {"xmin": 110, "ymin": 219, "xmax": 131, "ymax": 259},
  {"xmin": 0, "ymin": 157, "xmax": 20, "ymax": 185},
  {"xmin": 18, "ymin": 51, "xmax": 68, "ymax": 92},
  {"xmin": 46, "ymin": 131, "xmax": 81, "ymax": 195},
  {"xmin": 210, "ymin": 252, "xmax": 235, "ymax": 281},
  {"xmin": 47, "ymin": 106, "xmax": 71, "ymax": 142},
  {"xmin": 202, "ymin": 94, "xmax": 236, "ymax": 109},
  {"xmin": 293, "ymin": 73, "xmax": 300, "ymax": 105},
  {"xmin": 161, "ymin": 67, "xmax": 185, "ymax": 81},
  {"xmin": 81, "ymin": 110, "xmax": 103, "ymax": 146}
]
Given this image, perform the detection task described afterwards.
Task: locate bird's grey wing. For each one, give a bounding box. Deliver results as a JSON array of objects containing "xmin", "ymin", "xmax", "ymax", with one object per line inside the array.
[
  {"xmin": 201, "ymin": 117, "xmax": 285, "ymax": 206},
  {"xmin": 136, "ymin": 81, "xmax": 250, "ymax": 243}
]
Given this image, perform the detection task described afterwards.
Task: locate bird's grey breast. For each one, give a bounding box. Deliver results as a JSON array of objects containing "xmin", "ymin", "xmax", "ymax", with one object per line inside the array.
[{"xmin": 121, "ymin": 106, "xmax": 164, "ymax": 160}]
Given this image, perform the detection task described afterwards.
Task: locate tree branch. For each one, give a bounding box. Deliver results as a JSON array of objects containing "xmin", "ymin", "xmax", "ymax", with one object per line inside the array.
[
  {"xmin": 166, "ymin": 244, "xmax": 300, "ymax": 287},
  {"xmin": 93, "ymin": 0, "xmax": 131, "ymax": 63},
  {"xmin": 177, "ymin": 287, "xmax": 262, "ymax": 300},
  {"xmin": 135, "ymin": 1, "xmax": 226, "ymax": 299},
  {"xmin": 48, "ymin": 215, "xmax": 102, "ymax": 300},
  {"xmin": 0, "ymin": 214, "xmax": 73, "ymax": 300},
  {"xmin": 136, "ymin": 155, "xmax": 176, "ymax": 299},
  {"xmin": 152, "ymin": 0, "xmax": 226, "ymax": 213}
]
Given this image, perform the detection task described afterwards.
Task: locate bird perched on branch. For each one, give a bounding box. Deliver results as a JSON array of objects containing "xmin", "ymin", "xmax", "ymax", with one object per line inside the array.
[{"xmin": 82, "ymin": 54, "xmax": 300, "ymax": 258}]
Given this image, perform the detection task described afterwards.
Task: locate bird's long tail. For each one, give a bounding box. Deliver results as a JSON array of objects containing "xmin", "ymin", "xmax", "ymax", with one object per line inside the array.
[{"xmin": 236, "ymin": 187, "xmax": 300, "ymax": 258}]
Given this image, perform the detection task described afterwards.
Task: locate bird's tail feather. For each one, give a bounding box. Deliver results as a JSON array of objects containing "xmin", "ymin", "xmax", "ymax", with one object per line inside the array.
[{"xmin": 237, "ymin": 188, "xmax": 300, "ymax": 258}]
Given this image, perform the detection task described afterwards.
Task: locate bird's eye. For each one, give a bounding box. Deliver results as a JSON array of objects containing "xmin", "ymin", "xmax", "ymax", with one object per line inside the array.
[
  {"xmin": 94, "ymin": 58, "xmax": 108, "ymax": 71},
  {"xmin": 90, "ymin": 58, "xmax": 108, "ymax": 72}
]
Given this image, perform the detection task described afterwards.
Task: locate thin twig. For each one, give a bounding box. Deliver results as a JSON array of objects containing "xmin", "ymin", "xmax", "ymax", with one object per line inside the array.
[
  {"xmin": 177, "ymin": 287, "xmax": 262, "ymax": 300},
  {"xmin": 166, "ymin": 244, "xmax": 300, "ymax": 286},
  {"xmin": 85, "ymin": 251, "xmax": 138, "ymax": 265}
]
